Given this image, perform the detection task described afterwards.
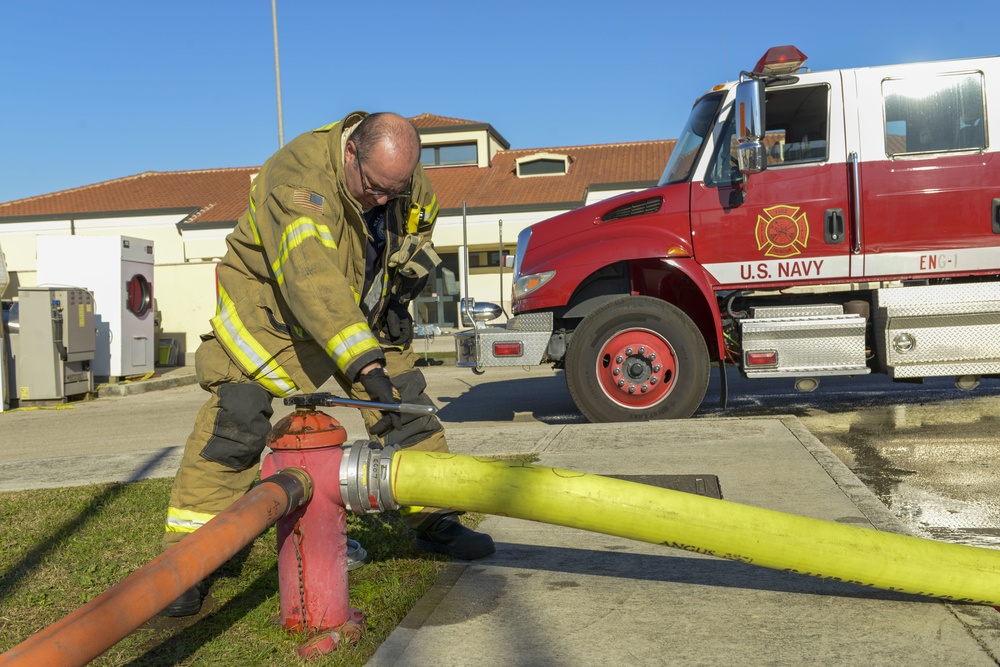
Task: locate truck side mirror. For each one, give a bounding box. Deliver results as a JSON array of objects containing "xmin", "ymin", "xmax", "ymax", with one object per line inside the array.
[{"xmin": 735, "ymin": 78, "xmax": 767, "ymax": 174}]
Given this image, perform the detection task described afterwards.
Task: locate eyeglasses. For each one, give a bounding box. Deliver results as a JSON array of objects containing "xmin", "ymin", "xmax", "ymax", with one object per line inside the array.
[{"xmin": 355, "ymin": 148, "xmax": 412, "ymax": 201}]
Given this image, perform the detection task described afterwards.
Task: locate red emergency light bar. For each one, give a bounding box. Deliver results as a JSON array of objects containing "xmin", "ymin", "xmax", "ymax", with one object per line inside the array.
[{"xmin": 753, "ymin": 46, "xmax": 807, "ymax": 76}]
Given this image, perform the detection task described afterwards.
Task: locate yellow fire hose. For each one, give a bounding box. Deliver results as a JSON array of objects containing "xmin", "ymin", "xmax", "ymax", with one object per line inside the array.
[{"xmin": 390, "ymin": 451, "xmax": 1000, "ymax": 606}]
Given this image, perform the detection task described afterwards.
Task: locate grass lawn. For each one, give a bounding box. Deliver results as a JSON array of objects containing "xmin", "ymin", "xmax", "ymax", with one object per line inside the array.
[{"xmin": 0, "ymin": 477, "xmax": 480, "ymax": 666}]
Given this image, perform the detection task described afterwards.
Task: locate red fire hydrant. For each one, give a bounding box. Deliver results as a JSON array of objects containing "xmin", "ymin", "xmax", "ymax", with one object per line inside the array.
[{"xmin": 261, "ymin": 399, "xmax": 365, "ymax": 659}]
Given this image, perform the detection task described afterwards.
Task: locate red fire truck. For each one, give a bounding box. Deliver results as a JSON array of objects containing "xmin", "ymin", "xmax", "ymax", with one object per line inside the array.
[{"xmin": 455, "ymin": 46, "xmax": 1000, "ymax": 422}]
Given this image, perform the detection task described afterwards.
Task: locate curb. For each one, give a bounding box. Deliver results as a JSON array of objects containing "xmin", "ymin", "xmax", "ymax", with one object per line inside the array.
[{"xmin": 96, "ymin": 372, "xmax": 200, "ymax": 398}]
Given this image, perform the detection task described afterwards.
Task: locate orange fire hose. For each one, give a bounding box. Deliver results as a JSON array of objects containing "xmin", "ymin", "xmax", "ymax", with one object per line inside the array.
[{"xmin": 0, "ymin": 470, "xmax": 309, "ymax": 667}]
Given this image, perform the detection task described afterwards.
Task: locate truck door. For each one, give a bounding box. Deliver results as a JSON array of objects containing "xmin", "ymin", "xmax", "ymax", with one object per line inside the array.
[
  {"xmin": 852, "ymin": 61, "xmax": 1000, "ymax": 277},
  {"xmin": 691, "ymin": 72, "xmax": 857, "ymax": 287}
]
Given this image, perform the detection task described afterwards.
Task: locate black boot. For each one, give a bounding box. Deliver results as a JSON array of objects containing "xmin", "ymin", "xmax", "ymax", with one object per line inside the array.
[
  {"xmin": 414, "ymin": 515, "xmax": 495, "ymax": 560},
  {"xmin": 161, "ymin": 583, "xmax": 203, "ymax": 617}
]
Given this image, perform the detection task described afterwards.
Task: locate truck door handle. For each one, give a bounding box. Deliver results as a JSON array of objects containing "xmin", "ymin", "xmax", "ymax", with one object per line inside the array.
[
  {"xmin": 993, "ymin": 198, "xmax": 1000, "ymax": 234},
  {"xmin": 825, "ymin": 208, "xmax": 845, "ymax": 244}
]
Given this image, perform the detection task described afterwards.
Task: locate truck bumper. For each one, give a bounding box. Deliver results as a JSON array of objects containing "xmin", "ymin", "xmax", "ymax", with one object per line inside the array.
[{"xmin": 455, "ymin": 312, "xmax": 553, "ymax": 369}]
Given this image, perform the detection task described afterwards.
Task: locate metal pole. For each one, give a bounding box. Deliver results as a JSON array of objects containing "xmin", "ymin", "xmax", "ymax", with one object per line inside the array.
[
  {"xmin": 461, "ymin": 201, "xmax": 473, "ymax": 327},
  {"xmin": 271, "ymin": 0, "xmax": 285, "ymax": 148},
  {"xmin": 498, "ymin": 219, "xmax": 506, "ymax": 316}
]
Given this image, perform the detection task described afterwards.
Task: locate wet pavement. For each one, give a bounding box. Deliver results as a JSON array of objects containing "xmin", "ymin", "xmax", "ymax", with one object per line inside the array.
[
  {"xmin": 696, "ymin": 368, "xmax": 1000, "ymax": 551},
  {"xmin": 801, "ymin": 399, "xmax": 1000, "ymax": 550}
]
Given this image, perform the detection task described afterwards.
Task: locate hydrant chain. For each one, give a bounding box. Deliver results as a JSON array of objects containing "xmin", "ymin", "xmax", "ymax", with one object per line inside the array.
[{"xmin": 292, "ymin": 521, "xmax": 308, "ymax": 630}]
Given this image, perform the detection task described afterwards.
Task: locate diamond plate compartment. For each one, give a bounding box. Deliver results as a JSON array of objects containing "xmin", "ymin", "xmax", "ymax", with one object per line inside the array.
[
  {"xmin": 751, "ymin": 304, "xmax": 845, "ymax": 318},
  {"xmin": 741, "ymin": 314, "xmax": 868, "ymax": 377},
  {"xmin": 883, "ymin": 312, "xmax": 1000, "ymax": 377},
  {"xmin": 455, "ymin": 312, "xmax": 553, "ymax": 368},
  {"xmin": 874, "ymin": 281, "xmax": 1000, "ymax": 377},
  {"xmin": 876, "ymin": 282, "xmax": 1000, "ymax": 316}
]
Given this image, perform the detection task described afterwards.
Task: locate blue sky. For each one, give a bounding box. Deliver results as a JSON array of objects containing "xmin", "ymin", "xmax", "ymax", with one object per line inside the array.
[{"xmin": 2, "ymin": 1, "xmax": 997, "ymax": 203}]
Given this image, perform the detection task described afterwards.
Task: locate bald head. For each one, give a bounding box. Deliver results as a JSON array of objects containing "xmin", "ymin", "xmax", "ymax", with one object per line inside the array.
[
  {"xmin": 351, "ymin": 112, "xmax": 420, "ymax": 167},
  {"xmin": 345, "ymin": 112, "xmax": 421, "ymax": 209}
]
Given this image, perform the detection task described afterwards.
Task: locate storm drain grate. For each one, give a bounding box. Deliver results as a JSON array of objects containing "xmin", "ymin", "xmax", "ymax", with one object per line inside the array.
[{"xmin": 607, "ymin": 474, "xmax": 723, "ymax": 499}]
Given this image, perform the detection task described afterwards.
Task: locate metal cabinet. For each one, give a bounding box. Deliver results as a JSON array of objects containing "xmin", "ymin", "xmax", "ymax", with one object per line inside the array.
[{"xmin": 16, "ymin": 287, "xmax": 96, "ymax": 402}]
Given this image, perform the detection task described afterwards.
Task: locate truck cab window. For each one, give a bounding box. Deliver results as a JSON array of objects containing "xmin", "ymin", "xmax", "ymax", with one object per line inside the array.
[
  {"xmin": 659, "ymin": 93, "xmax": 725, "ymax": 186},
  {"xmin": 762, "ymin": 85, "xmax": 830, "ymax": 165},
  {"xmin": 883, "ymin": 71, "xmax": 986, "ymax": 155},
  {"xmin": 705, "ymin": 84, "xmax": 829, "ymax": 188},
  {"xmin": 705, "ymin": 113, "xmax": 739, "ymax": 188}
]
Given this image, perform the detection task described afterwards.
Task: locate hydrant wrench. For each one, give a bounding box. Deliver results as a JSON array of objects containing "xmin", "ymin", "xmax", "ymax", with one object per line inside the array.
[{"xmin": 283, "ymin": 392, "xmax": 437, "ymax": 415}]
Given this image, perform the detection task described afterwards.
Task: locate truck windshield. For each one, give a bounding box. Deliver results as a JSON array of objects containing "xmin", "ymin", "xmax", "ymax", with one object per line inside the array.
[{"xmin": 658, "ymin": 92, "xmax": 725, "ymax": 186}]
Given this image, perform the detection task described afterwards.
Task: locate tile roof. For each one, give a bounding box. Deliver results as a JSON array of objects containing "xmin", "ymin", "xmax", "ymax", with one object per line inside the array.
[
  {"xmin": 432, "ymin": 141, "xmax": 674, "ymax": 212},
  {"xmin": 0, "ymin": 167, "xmax": 258, "ymax": 225},
  {"xmin": 0, "ymin": 134, "xmax": 675, "ymax": 222},
  {"xmin": 409, "ymin": 113, "xmax": 486, "ymax": 129}
]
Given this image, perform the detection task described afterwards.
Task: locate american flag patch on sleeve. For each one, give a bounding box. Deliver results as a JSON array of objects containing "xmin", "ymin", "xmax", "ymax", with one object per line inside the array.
[{"xmin": 293, "ymin": 190, "xmax": 324, "ymax": 213}]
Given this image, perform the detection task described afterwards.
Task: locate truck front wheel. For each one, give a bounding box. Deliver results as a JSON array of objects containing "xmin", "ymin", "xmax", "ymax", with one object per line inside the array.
[{"xmin": 565, "ymin": 296, "xmax": 710, "ymax": 422}]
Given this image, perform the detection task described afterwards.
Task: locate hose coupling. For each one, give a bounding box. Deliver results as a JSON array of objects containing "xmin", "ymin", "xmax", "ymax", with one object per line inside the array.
[
  {"xmin": 263, "ymin": 467, "xmax": 313, "ymax": 516},
  {"xmin": 339, "ymin": 441, "xmax": 400, "ymax": 514}
]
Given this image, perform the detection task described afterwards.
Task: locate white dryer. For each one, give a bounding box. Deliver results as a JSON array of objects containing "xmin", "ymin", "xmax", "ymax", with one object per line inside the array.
[{"xmin": 37, "ymin": 235, "xmax": 155, "ymax": 379}]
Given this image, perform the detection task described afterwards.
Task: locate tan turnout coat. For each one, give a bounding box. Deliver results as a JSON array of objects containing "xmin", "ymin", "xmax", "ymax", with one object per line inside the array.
[{"xmin": 210, "ymin": 111, "xmax": 439, "ymax": 395}]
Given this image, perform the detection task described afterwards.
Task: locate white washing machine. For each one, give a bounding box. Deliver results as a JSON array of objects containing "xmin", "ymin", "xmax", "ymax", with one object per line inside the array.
[{"xmin": 37, "ymin": 235, "xmax": 155, "ymax": 379}]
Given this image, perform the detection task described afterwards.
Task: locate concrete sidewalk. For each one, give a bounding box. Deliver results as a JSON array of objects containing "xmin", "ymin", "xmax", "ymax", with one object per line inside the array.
[{"xmin": 5, "ymin": 348, "xmax": 1000, "ymax": 665}]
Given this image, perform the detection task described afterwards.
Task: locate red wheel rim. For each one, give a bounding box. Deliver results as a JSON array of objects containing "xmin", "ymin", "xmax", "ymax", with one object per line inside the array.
[{"xmin": 595, "ymin": 328, "xmax": 677, "ymax": 410}]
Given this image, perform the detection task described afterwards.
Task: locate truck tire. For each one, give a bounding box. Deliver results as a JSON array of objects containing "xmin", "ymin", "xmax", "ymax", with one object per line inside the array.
[{"xmin": 565, "ymin": 295, "xmax": 710, "ymax": 422}]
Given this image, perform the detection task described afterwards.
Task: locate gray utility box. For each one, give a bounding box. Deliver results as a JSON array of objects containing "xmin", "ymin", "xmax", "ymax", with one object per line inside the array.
[
  {"xmin": 874, "ymin": 282, "xmax": 1000, "ymax": 378},
  {"xmin": 455, "ymin": 311, "xmax": 553, "ymax": 369},
  {"xmin": 740, "ymin": 304, "xmax": 870, "ymax": 378},
  {"xmin": 17, "ymin": 287, "xmax": 96, "ymax": 402}
]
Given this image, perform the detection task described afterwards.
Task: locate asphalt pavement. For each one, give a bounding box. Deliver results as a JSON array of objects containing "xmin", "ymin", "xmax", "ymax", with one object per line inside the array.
[{"xmin": 2, "ymin": 335, "xmax": 999, "ymax": 666}]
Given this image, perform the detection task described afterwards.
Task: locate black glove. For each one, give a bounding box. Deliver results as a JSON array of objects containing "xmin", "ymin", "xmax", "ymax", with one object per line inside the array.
[
  {"xmin": 358, "ymin": 367, "xmax": 402, "ymax": 436},
  {"xmin": 393, "ymin": 272, "xmax": 430, "ymax": 304},
  {"xmin": 385, "ymin": 302, "xmax": 414, "ymax": 346}
]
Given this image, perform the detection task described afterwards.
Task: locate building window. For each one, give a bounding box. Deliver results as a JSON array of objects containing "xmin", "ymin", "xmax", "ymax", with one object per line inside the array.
[
  {"xmin": 515, "ymin": 152, "xmax": 570, "ymax": 177},
  {"xmin": 883, "ymin": 71, "xmax": 986, "ymax": 156},
  {"xmin": 467, "ymin": 250, "xmax": 511, "ymax": 269},
  {"xmin": 421, "ymin": 143, "xmax": 478, "ymax": 166}
]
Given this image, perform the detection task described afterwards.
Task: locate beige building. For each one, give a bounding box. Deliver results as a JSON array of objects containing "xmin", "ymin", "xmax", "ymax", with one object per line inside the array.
[{"xmin": 0, "ymin": 114, "xmax": 673, "ymax": 365}]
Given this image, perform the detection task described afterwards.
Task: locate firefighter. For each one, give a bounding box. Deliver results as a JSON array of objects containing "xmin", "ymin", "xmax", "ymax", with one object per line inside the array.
[{"xmin": 160, "ymin": 111, "xmax": 494, "ymax": 617}]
